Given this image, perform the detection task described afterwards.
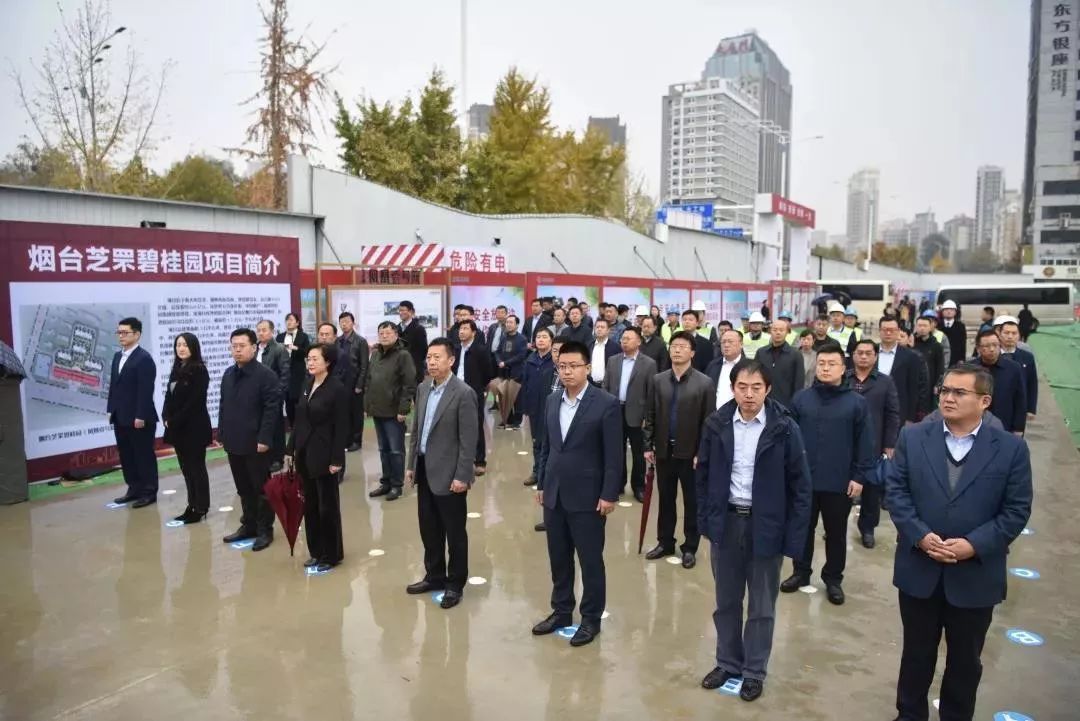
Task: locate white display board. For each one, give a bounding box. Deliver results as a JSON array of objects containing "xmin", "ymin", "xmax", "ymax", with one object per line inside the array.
[{"xmin": 328, "ymin": 286, "xmax": 446, "ymax": 346}]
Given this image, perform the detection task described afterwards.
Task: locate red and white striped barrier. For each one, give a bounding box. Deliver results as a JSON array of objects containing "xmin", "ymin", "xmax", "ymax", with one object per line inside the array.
[{"xmin": 360, "ymin": 243, "xmax": 446, "ymax": 269}]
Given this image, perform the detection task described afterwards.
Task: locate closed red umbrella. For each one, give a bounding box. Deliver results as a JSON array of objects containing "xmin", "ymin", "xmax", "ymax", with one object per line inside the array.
[
  {"xmin": 264, "ymin": 466, "xmax": 305, "ymax": 555},
  {"xmin": 637, "ymin": 463, "xmax": 655, "ymax": 554}
]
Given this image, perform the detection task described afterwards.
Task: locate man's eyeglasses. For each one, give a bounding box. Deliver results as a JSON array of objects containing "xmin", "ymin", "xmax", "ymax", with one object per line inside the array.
[
  {"xmin": 557, "ymin": 363, "xmax": 588, "ymax": 372},
  {"xmin": 115, "ymin": 330, "xmax": 134, "ymax": 336},
  {"xmin": 939, "ymin": 386, "xmax": 986, "ymax": 399}
]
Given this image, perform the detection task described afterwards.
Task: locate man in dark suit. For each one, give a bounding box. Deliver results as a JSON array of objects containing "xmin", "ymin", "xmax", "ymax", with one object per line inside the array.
[
  {"xmin": 602, "ymin": 327, "xmax": 657, "ymax": 503},
  {"xmin": 484, "ymin": 304, "xmax": 510, "ymax": 358},
  {"xmin": 522, "ymin": 298, "xmax": 552, "ymax": 346},
  {"xmin": 638, "ymin": 315, "xmax": 670, "ymax": 372},
  {"xmin": 256, "ymin": 319, "xmax": 290, "ymax": 472},
  {"xmin": 681, "ymin": 309, "xmax": 715, "ymax": 372},
  {"xmin": 107, "ymin": 316, "xmax": 159, "ymax": 508},
  {"xmin": 886, "ymin": 364, "xmax": 1032, "ymax": 721},
  {"xmin": 754, "ymin": 318, "xmax": 802, "ymax": 409},
  {"xmin": 337, "ymin": 312, "xmax": 370, "ymax": 452},
  {"xmin": 220, "ymin": 328, "xmax": 282, "ymax": 551},
  {"xmin": 877, "ymin": 316, "xmax": 926, "ymax": 424},
  {"xmin": 405, "ymin": 338, "xmax": 479, "ymax": 610},
  {"xmin": 533, "ymin": 340, "xmax": 622, "ymax": 647},
  {"xmin": 587, "ymin": 318, "xmax": 621, "ymax": 387},
  {"xmin": 973, "ymin": 330, "xmax": 1027, "ymax": 435},
  {"xmin": 912, "ymin": 315, "xmax": 945, "ymax": 405},
  {"xmin": 398, "ymin": 300, "xmax": 428, "ymax": 386},
  {"xmin": 453, "ymin": 320, "xmax": 495, "ymax": 474},
  {"xmin": 938, "ymin": 300, "xmax": 966, "ymax": 367},
  {"xmin": 997, "ymin": 318, "xmax": 1038, "ymax": 418}
]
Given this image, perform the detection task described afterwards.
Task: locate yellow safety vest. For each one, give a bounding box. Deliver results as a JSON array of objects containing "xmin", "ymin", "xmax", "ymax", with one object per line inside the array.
[
  {"xmin": 932, "ymin": 329, "xmax": 944, "ymax": 344},
  {"xmin": 743, "ymin": 332, "xmax": 771, "ymax": 356},
  {"xmin": 826, "ymin": 326, "xmax": 855, "ymax": 355},
  {"xmin": 660, "ymin": 323, "xmax": 679, "ymax": 345},
  {"xmin": 785, "ymin": 330, "xmax": 800, "ymax": 346}
]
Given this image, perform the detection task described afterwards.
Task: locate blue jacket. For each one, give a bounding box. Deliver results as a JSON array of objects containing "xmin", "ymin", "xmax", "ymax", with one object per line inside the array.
[
  {"xmin": 695, "ymin": 398, "xmax": 812, "ymax": 558},
  {"xmin": 886, "ymin": 420, "xmax": 1032, "ymax": 608},
  {"xmin": 536, "ymin": 384, "xmax": 622, "ymax": 511},
  {"xmin": 790, "ymin": 381, "xmax": 876, "ymax": 491},
  {"xmin": 107, "ymin": 345, "xmax": 159, "ymax": 427},
  {"xmin": 1002, "ymin": 347, "xmax": 1038, "ymax": 415},
  {"xmin": 976, "ymin": 355, "xmax": 1027, "ymax": 433},
  {"xmin": 494, "ymin": 331, "xmax": 528, "ymax": 381},
  {"xmin": 520, "ymin": 350, "xmax": 555, "ymax": 419}
]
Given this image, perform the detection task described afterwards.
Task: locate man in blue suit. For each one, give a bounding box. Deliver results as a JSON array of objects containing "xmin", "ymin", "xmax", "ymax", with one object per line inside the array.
[
  {"xmin": 532, "ymin": 340, "xmax": 622, "ymax": 647},
  {"xmin": 107, "ymin": 317, "xmax": 159, "ymax": 508},
  {"xmin": 996, "ymin": 317, "xmax": 1037, "ymax": 419},
  {"xmin": 886, "ymin": 364, "xmax": 1032, "ymax": 721},
  {"xmin": 973, "ymin": 330, "xmax": 1027, "ymax": 435}
]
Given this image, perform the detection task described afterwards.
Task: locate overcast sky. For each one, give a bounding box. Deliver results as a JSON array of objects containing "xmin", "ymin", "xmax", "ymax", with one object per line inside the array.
[{"xmin": 0, "ymin": 0, "xmax": 1029, "ymax": 234}]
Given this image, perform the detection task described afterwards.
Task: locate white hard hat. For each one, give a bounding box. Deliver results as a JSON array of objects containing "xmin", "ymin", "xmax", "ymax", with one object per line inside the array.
[
  {"xmin": 827, "ymin": 301, "xmax": 845, "ymax": 314},
  {"xmin": 993, "ymin": 314, "xmax": 1019, "ymax": 327},
  {"xmin": 941, "ymin": 299, "xmax": 958, "ymax": 311},
  {"xmin": 748, "ymin": 311, "xmax": 766, "ymax": 324},
  {"xmin": 691, "ymin": 300, "xmax": 707, "ymax": 312},
  {"xmin": 635, "ymin": 305, "xmax": 649, "ymax": 317}
]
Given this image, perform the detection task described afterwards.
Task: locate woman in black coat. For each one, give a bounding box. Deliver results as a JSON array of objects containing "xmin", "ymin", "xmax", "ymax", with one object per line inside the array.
[
  {"xmin": 162, "ymin": 332, "xmax": 213, "ymax": 523},
  {"xmin": 276, "ymin": 312, "xmax": 311, "ymax": 427},
  {"xmin": 287, "ymin": 342, "xmax": 349, "ymax": 572}
]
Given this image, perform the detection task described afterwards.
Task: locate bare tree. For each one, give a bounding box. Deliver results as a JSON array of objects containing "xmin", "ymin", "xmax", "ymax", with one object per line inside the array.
[
  {"xmin": 11, "ymin": 0, "xmax": 169, "ymax": 191},
  {"xmin": 234, "ymin": 0, "xmax": 334, "ymax": 209}
]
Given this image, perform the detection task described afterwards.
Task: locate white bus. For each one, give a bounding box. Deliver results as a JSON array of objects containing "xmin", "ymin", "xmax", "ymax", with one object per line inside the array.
[
  {"xmin": 935, "ymin": 283, "xmax": 1076, "ymax": 327},
  {"xmin": 818, "ymin": 280, "xmax": 895, "ymax": 330}
]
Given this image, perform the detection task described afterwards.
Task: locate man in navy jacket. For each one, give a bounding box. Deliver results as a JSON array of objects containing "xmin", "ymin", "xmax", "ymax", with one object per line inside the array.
[
  {"xmin": 781, "ymin": 342, "xmax": 875, "ymax": 605},
  {"xmin": 533, "ymin": 340, "xmax": 622, "ymax": 648},
  {"xmin": 107, "ymin": 317, "xmax": 159, "ymax": 507},
  {"xmin": 876, "ymin": 316, "xmax": 928, "ymax": 423},
  {"xmin": 886, "ymin": 364, "xmax": 1031, "ymax": 721},
  {"xmin": 997, "ymin": 318, "xmax": 1038, "ymax": 418},
  {"xmin": 695, "ymin": 359, "xmax": 811, "ymax": 703},
  {"xmin": 973, "ymin": 330, "xmax": 1027, "ymax": 434}
]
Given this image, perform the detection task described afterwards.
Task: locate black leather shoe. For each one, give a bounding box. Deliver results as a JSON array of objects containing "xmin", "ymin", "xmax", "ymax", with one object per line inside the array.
[
  {"xmin": 645, "ymin": 544, "xmax": 675, "ymax": 560},
  {"xmin": 861, "ymin": 532, "xmax": 875, "ymax": 549},
  {"xmin": 780, "ymin": 573, "xmax": 810, "ymax": 593},
  {"xmin": 532, "ymin": 612, "xmax": 573, "ymax": 635},
  {"xmin": 406, "ymin": 580, "xmax": 444, "ymax": 595},
  {"xmin": 131, "ymin": 497, "xmax": 156, "ymax": 509},
  {"xmin": 223, "ymin": 528, "xmax": 256, "ymax": 544},
  {"xmin": 304, "ymin": 557, "xmax": 320, "ymax": 568},
  {"xmin": 701, "ymin": 667, "xmax": 737, "ymax": 689},
  {"xmin": 569, "ymin": 623, "xmax": 600, "ymax": 647},
  {"xmin": 174, "ymin": 507, "xmax": 193, "ymax": 522},
  {"xmin": 386, "ymin": 487, "xmax": 403, "ymax": 501},
  {"xmin": 440, "ymin": 590, "xmax": 463, "ymax": 609},
  {"xmin": 113, "ymin": 494, "xmax": 136, "ymax": 504},
  {"xmin": 534, "ymin": 522, "xmax": 546, "ymax": 532},
  {"xmin": 739, "ymin": 678, "xmax": 764, "ymax": 702},
  {"xmin": 682, "ymin": 551, "xmax": 696, "ymax": 569},
  {"xmin": 524, "ymin": 475, "xmax": 536, "ymax": 486},
  {"xmin": 634, "ymin": 489, "xmax": 646, "ymax": 503},
  {"xmin": 346, "ymin": 443, "xmax": 361, "ymax": 453},
  {"xmin": 826, "ymin": 584, "xmax": 845, "ymax": 605},
  {"xmin": 181, "ymin": 510, "xmax": 207, "ymax": 524},
  {"xmin": 252, "ymin": 535, "xmax": 273, "ymax": 552},
  {"xmin": 369, "ymin": 484, "xmax": 391, "ymax": 498}
]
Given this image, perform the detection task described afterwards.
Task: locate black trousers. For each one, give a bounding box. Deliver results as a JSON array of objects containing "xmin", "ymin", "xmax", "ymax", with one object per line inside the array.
[
  {"xmin": 174, "ymin": 440, "xmax": 209, "ymax": 514},
  {"xmin": 416, "ymin": 456, "xmax": 469, "ymax": 592},
  {"xmin": 793, "ymin": 490, "xmax": 852, "ymax": 584},
  {"xmin": 544, "ymin": 498, "xmax": 607, "ymax": 624},
  {"xmin": 298, "ymin": 453, "xmax": 343, "ymax": 564},
  {"xmin": 475, "ymin": 392, "xmax": 487, "ymax": 465},
  {"xmin": 621, "ymin": 413, "xmax": 645, "ymax": 494},
  {"xmin": 897, "ymin": 583, "xmax": 994, "ymax": 721},
  {"xmin": 285, "ymin": 394, "xmax": 298, "ymax": 428},
  {"xmin": 227, "ymin": 451, "xmax": 274, "ymax": 536},
  {"xmin": 348, "ymin": 390, "xmax": 365, "ymax": 446},
  {"xmin": 114, "ymin": 424, "xmax": 159, "ymax": 499},
  {"xmin": 271, "ymin": 413, "xmax": 286, "ymax": 465},
  {"xmin": 656, "ymin": 455, "xmax": 699, "ymax": 553},
  {"xmin": 858, "ymin": 482, "xmax": 883, "ymax": 534}
]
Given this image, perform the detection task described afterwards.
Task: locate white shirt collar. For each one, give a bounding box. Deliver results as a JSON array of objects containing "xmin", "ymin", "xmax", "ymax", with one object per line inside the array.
[
  {"xmin": 622, "ymin": 352, "xmax": 638, "ymax": 361},
  {"xmin": 562, "ymin": 383, "xmax": 587, "ymax": 405},
  {"xmin": 733, "ymin": 405, "xmax": 767, "ymax": 426},
  {"xmin": 943, "ymin": 419, "xmax": 982, "ymax": 441},
  {"xmin": 121, "ymin": 345, "xmax": 136, "ymax": 357}
]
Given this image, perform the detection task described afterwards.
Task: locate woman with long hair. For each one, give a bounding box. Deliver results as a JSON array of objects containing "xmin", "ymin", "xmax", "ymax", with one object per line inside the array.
[{"xmin": 162, "ymin": 332, "xmax": 213, "ymax": 523}]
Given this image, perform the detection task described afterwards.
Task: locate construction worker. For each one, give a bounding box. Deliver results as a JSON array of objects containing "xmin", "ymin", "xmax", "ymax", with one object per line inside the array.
[
  {"xmin": 843, "ymin": 307, "xmax": 863, "ymax": 342},
  {"xmin": 825, "ymin": 301, "xmax": 857, "ymax": 357},
  {"xmin": 923, "ymin": 310, "xmax": 951, "ymax": 367},
  {"xmin": 780, "ymin": 310, "xmax": 800, "ymax": 346},
  {"xmin": 691, "ymin": 300, "xmax": 718, "ymax": 344},
  {"xmin": 660, "ymin": 310, "xmax": 681, "ymax": 346},
  {"xmin": 742, "ymin": 311, "xmax": 771, "ymax": 356}
]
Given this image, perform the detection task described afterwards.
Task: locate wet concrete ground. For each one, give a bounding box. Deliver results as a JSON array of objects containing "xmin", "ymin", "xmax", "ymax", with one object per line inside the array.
[{"xmin": 2, "ymin": 380, "xmax": 1078, "ymax": 720}]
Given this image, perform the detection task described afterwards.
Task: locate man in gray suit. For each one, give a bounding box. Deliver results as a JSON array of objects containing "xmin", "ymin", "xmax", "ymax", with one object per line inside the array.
[
  {"xmin": 404, "ymin": 337, "xmax": 479, "ymax": 609},
  {"xmin": 602, "ymin": 327, "xmax": 657, "ymax": 502},
  {"xmin": 256, "ymin": 319, "xmax": 290, "ymax": 471}
]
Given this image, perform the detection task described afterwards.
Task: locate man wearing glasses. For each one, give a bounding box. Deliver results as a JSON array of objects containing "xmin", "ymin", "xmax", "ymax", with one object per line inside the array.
[
  {"xmin": 532, "ymin": 340, "xmax": 622, "ymax": 647},
  {"xmin": 886, "ymin": 364, "xmax": 1031, "ymax": 721},
  {"xmin": 781, "ymin": 342, "xmax": 874, "ymax": 605},
  {"xmin": 107, "ymin": 317, "xmax": 159, "ymax": 508},
  {"xmin": 972, "ymin": 330, "xmax": 1027, "ymax": 436}
]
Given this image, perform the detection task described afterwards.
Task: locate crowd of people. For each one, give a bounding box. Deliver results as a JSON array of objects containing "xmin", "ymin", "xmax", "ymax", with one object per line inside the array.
[{"xmin": 103, "ymin": 294, "xmax": 1037, "ymax": 717}]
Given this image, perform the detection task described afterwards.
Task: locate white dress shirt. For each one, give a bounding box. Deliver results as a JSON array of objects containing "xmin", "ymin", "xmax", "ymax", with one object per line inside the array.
[
  {"xmin": 591, "ymin": 341, "xmax": 607, "ymax": 383},
  {"xmin": 256, "ymin": 343, "xmax": 266, "ymax": 363},
  {"xmin": 560, "ymin": 384, "xmax": 587, "ymax": 441},
  {"xmin": 944, "ymin": 420, "xmax": 981, "ymax": 462},
  {"xmin": 714, "ymin": 356, "xmax": 740, "ymax": 409},
  {"xmin": 618, "ymin": 353, "xmax": 637, "ymax": 402},
  {"xmin": 730, "ymin": 406, "xmax": 767, "ymax": 506},
  {"xmin": 117, "ymin": 346, "xmax": 136, "ymax": 374},
  {"xmin": 457, "ymin": 341, "xmax": 471, "ymax": 382},
  {"xmin": 877, "ymin": 344, "xmax": 897, "ymax": 376}
]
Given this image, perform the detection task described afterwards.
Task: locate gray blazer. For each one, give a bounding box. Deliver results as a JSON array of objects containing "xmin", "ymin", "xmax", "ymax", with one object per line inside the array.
[
  {"xmin": 259, "ymin": 339, "xmax": 291, "ymax": 398},
  {"xmin": 407, "ymin": 374, "xmax": 478, "ymax": 495},
  {"xmin": 602, "ymin": 353, "xmax": 657, "ymax": 427}
]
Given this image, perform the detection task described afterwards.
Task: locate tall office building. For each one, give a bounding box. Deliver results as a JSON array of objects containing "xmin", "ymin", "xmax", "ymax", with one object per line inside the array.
[
  {"xmin": 660, "ymin": 77, "xmax": 761, "ymax": 227},
  {"xmin": 1023, "ymin": 0, "xmax": 1080, "ymax": 272},
  {"xmin": 467, "ymin": 103, "xmax": 493, "ymax": 141},
  {"xmin": 880, "ymin": 218, "xmax": 911, "ymax": 248},
  {"xmin": 992, "ymin": 190, "xmax": 1023, "ymax": 262},
  {"xmin": 910, "ymin": 210, "xmax": 939, "ymax": 248},
  {"xmin": 587, "ymin": 116, "xmax": 627, "ymax": 147},
  {"xmin": 975, "ymin": 165, "xmax": 1005, "ymax": 248},
  {"xmin": 700, "ymin": 32, "xmax": 793, "ymax": 196},
  {"xmin": 846, "ymin": 168, "xmax": 880, "ymax": 254},
  {"xmin": 943, "ymin": 214, "xmax": 975, "ymax": 254}
]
